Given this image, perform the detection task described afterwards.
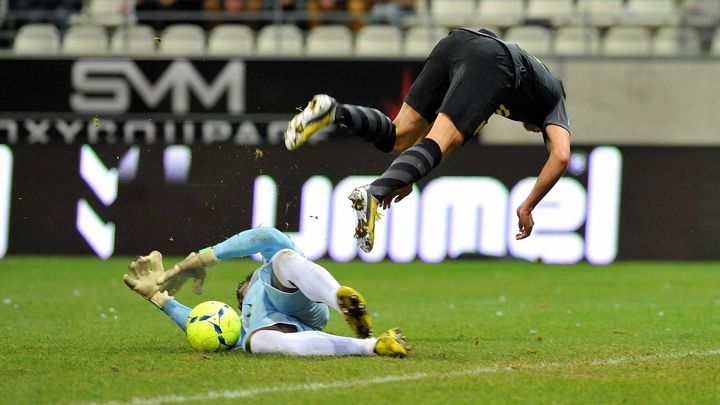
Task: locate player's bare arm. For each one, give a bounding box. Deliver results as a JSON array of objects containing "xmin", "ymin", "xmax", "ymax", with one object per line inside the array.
[{"xmin": 515, "ymin": 124, "xmax": 571, "ymax": 240}]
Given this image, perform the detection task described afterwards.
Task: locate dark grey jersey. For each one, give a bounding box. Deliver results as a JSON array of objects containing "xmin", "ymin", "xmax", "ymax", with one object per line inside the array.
[
  {"xmin": 503, "ymin": 44, "xmax": 570, "ymax": 133},
  {"xmin": 469, "ymin": 29, "xmax": 571, "ymax": 134}
]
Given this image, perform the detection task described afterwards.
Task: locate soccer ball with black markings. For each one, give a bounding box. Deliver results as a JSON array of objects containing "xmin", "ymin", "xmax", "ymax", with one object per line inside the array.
[{"xmin": 185, "ymin": 301, "xmax": 241, "ymax": 352}]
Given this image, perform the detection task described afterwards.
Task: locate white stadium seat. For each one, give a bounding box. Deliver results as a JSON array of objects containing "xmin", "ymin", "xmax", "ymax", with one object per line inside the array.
[
  {"xmin": 652, "ymin": 27, "xmax": 701, "ymax": 56},
  {"xmin": 683, "ymin": 0, "xmax": 720, "ymax": 16},
  {"xmin": 711, "ymin": 28, "xmax": 720, "ymax": 56},
  {"xmin": 355, "ymin": 25, "xmax": 402, "ymax": 57},
  {"xmin": 13, "ymin": 23, "xmax": 61, "ymax": 55},
  {"xmin": 682, "ymin": 0, "xmax": 720, "ymax": 13},
  {"xmin": 622, "ymin": 0, "xmax": 679, "ymax": 27},
  {"xmin": 256, "ymin": 24, "xmax": 304, "ymax": 56},
  {"xmin": 415, "ymin": 0, "xmax": 430, "ymax": 17},
  {"xmin": 576, "ymin": 0, "xmax": 624, "ymax": 27},
  {"xmin": 403, "ymin": 25, "xmax": 447, "ymax": 57},
  {"xmin": 62, "ymin": 25, "xmax": 109, "ymax": 55},
  {"xmin": 158, "ymin": 24, "xmax": 206, "ymax": 56},
  {"xmin": 85, "ymin": 0, "xmax": 137, "ymax": 26},
  {"xmin": 208, "ymin": 24, "xmax": 255, "ymax": 56},
  {"xmin": 474, "ymin": 0, "xmax": 525, "ymax": 28},
  {"xmin": 432, "ymin": 0, "xmax": 477, "ymax": 26},
  {"xmin": 681, "ymin": 0, "xmax": 720, "ymax": 27},
  {"xmin": 402, "ymin": 0, "xmax": 431, "ymax": 27},
  {"xmin": 526, "ymin": 0, "xmax": 577, "ymax": 26},
  {"xmin": 111, "ymin": 24, "xmax": 156, "ymax": 55},
  {"xmin": 602, "ymin": 26, "xmax": 651, "ymax": 56},
  {"xmin": 305, "ymin": 25, "xmax": 353, "ymax": 57},
  {"xmin": 504, "ymin": 25, "xmax": 553, "ymax": 56},
  {"xmin": 554, "ymin": 25, "xmax": 601, "ymax": 56}
]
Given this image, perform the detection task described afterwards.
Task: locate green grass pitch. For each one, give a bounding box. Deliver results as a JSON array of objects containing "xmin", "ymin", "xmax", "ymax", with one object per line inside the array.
[{"xmin": 1, "ymin": 257, "xmax": 719, "ymax": 404}]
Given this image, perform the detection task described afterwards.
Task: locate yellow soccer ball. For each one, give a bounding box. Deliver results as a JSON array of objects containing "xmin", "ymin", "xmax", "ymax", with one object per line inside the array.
[{"xmin": 185, "ymin": 301, "xmax": 241, "ymax": 352}]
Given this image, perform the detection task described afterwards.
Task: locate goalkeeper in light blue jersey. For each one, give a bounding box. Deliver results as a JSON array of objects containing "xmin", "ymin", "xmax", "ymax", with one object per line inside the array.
[{"xmin": 123, "ymin": 227, "xmax": 409, "ymax": 357}]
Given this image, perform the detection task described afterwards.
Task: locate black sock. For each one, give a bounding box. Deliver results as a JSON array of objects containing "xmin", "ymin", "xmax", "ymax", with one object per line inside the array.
[
  {"xmin": 336, "ymin": 104, "xmax": 396, "ymax": 153},
  {"xmin": 368, "ymin": 138, "xmax": 442, "ymax": 201}
]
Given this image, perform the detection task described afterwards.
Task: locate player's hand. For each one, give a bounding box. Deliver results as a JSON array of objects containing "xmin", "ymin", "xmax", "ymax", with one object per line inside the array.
[
  {"xmin": 157, "ymin": 252, "xmax": 209, "ymax": 296},
  {"xmin": 123, "ymin": 251, "xmax": 173, "ymax": 308},
  {"xmin": 381, "ymin": 184, "xmax": 413, "ymax": 209},
  {"xmin": 515, "ymin": 207, "xmax": 534, "ymax": 240}
]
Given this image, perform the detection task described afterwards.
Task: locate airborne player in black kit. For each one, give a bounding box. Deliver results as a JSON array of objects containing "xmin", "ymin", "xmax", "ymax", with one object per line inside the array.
[{"xmin": 285, "ymin": 28, "xmax": 572, "ymax": 253}]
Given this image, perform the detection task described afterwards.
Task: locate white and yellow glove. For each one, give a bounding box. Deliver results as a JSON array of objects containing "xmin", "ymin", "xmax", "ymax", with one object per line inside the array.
[
  {"xmin": 123, "ymin": 251, "xmax": 173, "ymax": 308},
  {"xmin": 157, "ymin": 248, "xmax": 219, "ymax": 296}
]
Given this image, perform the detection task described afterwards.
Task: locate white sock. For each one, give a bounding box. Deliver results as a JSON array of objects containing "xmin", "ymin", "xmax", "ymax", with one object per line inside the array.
[
  {"xmin": 250, "ymin": 329, "xmax": 377, "ymax": 356},
  {"xmin": 271, "ymin": 249, "xmax": 341, "ymax": 312}
]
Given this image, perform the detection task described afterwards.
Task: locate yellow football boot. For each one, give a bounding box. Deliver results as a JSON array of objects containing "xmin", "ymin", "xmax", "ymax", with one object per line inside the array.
[
  {"xmin": 348, "ymin": 185, "xmax": 381, "ymax": 253},
  {"xmin": 285, "ymin": 94, "xmax": 337, "ymax": 150},
  {"xmin": 374, "ymin": 328, "xmax": 410, "ymax": 358},
  {"xmin": 336, "ymin": 286, "xmax": 373, "ymax": 338}
]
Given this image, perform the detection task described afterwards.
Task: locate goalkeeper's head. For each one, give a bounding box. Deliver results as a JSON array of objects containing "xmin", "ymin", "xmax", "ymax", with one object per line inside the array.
[{"xmin": 235, "ymin": 271, "xmax": 253, "ymax": 311}]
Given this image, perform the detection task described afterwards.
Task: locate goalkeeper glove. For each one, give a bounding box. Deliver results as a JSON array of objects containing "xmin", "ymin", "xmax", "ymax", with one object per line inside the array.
[
  {"xmin": 123, "ymin": 251, "xmax": 173, "ymax": 308},
  {"xmin": 157, "ymin": 247, "xmax": 219, "ymax": 295}
]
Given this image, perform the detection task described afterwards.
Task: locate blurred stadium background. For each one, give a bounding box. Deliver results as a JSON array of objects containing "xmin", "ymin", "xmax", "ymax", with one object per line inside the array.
[
  {"xmin": 1, "ymin": 1, "xmax": 720, "ymax": 403},
  {"xmin": 0, "ymin": 0, "xmax": 718, "ymax": 262}
]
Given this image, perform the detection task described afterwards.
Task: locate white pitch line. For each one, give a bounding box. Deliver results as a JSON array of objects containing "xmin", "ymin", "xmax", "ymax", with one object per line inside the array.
[{"xmin": 86, "ymin": 349, "xmax": 720, "ymax": 405}]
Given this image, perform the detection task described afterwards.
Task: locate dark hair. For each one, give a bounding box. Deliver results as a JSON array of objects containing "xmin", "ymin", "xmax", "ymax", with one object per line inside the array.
[{"xmin": 235, "ymin": 271, "xmax": 253, "ymax": 311}]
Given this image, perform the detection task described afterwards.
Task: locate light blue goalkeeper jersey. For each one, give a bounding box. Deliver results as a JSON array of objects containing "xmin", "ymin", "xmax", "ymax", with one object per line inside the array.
[
  {"xmin": 237, "ymin": 260, "xmax": 329, "ymax": 351},
  {"xmin": 162, "ymin": 227, "xmax": 329, "ymax": 352}
]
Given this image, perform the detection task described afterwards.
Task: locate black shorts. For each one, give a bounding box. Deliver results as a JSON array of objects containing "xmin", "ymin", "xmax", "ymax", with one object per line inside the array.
[{"xmin": 404, "ymin": 29, "xmax": 516, "ymax": 141}]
